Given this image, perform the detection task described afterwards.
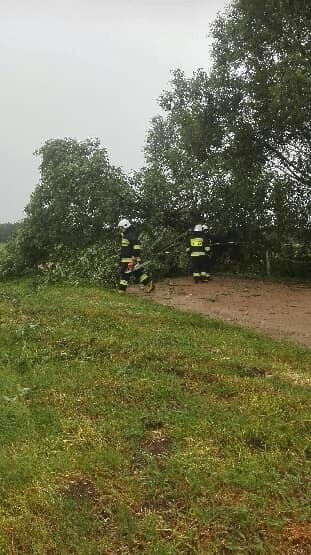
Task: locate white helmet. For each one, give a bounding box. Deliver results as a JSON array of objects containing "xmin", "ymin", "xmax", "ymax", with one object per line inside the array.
[
  {"xmin": 202, "ymin": 224, "xmax": 208, "ymax": 231},
  {"xmin": 118, "ymin": 218, "xmax": 131, "ymax": 230},
  {"xmin": 194, "ymin": 224, "xmax": 203, "ymax": 232}
]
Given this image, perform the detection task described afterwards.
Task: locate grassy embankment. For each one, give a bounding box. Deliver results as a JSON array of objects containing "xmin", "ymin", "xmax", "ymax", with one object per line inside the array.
[{"xmin": 0, "ymin": 278, "xmax": 310, "ymax": 554}]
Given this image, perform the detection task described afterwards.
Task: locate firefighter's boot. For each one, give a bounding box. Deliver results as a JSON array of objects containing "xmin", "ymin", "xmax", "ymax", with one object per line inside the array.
[{"xmin": 144, "ymin": 280, "xmax": 155, "ymax": 293}]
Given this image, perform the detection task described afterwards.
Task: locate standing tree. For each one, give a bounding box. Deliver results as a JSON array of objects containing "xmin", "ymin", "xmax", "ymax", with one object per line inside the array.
[
  {"xmin": 140, "ymin": 0, "xmax": 311, "ymax": 265},
  {"xmin": 210, "ymin": 0, "xmax": 311, "ymax": 221}
]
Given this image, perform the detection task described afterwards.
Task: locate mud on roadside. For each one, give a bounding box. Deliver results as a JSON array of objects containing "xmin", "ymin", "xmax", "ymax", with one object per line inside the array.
[{"xmin": 129, "ymin": 276, "xmax": 311, "ymax": 349}]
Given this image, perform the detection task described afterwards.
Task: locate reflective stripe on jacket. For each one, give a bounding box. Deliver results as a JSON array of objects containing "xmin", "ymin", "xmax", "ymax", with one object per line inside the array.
[
  {"xmin": 120, "ymin": 226, "xmax": 141, "ymax": 263},
  {"xmin": 187, "ymin": 233, "xmax": 211, "ymax": 257}
]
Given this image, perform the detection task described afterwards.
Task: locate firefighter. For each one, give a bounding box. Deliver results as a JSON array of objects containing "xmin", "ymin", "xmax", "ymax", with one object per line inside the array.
[
  {"xmin": 187, "ymin": 224, "xmax": 211, "ymax": 283},
  {"xmin": 117, "ymin": 219, "xmax": 154, "ymax": 293}
]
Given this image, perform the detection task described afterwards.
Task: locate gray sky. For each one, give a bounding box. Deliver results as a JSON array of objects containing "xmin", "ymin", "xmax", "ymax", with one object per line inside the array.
[{"xmin": 0, "ymin": 0, "xmax": 227, "ymax": 223}]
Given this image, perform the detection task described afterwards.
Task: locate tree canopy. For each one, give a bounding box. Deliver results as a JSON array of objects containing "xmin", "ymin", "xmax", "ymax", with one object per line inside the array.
[
  {"xmin": 16, "ymin": 138, "xmax": 132, "ymax": 264},
  {"xmin": 140, "ymin": 0, "xmax": 311, "ymax": 246}
]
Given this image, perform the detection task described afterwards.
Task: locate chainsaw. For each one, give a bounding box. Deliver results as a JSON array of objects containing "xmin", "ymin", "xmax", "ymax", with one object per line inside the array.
[{"xmin": 124, "ymin": 260, "xmax": 152, "ymax": 274}]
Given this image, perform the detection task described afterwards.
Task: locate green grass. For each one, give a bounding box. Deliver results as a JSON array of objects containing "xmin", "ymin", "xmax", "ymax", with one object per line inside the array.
[{"xmin": 0, "ymin": 278, "xmax": 310, "ymax": 554}]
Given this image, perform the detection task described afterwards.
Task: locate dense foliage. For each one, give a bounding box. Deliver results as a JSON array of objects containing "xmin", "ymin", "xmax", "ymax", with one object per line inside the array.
[
  {"xmin": 1, "ymin": 0, "xmax": 310, "ymax": 282},
  {"xmin": 136, "ymin": 0, "xmax": 311, "ymax": 277}
]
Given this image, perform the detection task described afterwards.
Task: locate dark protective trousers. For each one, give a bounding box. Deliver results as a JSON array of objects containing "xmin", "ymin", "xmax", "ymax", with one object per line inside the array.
[
  {"xmin": 191, "ymin": 256, "xmax": 205, "ymax": 281},
  {"xmin": 119, "ymin": 263, "xmax": 151, "ymax": 291},
  {"xmin": 191, "ymin": 255, "xmax": 210, "ymax": 281}
]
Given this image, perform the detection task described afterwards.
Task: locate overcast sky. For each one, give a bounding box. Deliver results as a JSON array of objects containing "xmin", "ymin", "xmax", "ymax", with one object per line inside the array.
[{"xmin": 0, "ymin": 0, "xmax": 227, "ymax": 223}]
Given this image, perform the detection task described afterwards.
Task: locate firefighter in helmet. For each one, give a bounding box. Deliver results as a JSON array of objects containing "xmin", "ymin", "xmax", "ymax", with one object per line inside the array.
[
  {"xmin": 187, "ymin": 224, "xmax": 211, "ymax": 283},
  {"xmin": 118, "ymin": 219, "xmax": 154, "ymax": 293}
]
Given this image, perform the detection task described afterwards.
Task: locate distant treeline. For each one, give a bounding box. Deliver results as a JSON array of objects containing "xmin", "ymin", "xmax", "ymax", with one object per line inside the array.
[{"xmin": 0, "ymin": 223, "xmax": 19, "ymax": 243}]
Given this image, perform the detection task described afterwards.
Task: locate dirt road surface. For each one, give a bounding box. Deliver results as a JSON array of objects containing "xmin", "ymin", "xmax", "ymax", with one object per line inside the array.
[{"xmin": 129, "ymin": 276, "xmax": 311, "ymax": 348}]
